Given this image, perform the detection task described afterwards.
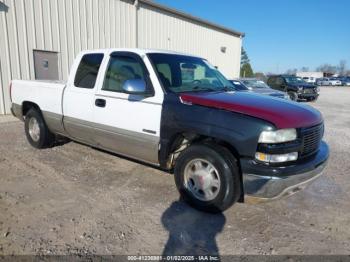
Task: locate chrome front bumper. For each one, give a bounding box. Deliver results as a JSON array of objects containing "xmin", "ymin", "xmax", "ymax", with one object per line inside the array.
[{"xmin": 241, "ymin": 141, "xmax": 329, "ymax": 202}]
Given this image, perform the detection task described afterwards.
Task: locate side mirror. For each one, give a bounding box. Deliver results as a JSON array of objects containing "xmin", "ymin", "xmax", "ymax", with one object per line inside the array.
[{"xmin": 122, "ymin": 79, "xmax": 147, "ymax": 95}]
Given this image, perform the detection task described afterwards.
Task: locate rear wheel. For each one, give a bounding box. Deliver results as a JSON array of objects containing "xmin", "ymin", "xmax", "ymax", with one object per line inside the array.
[
  {"xmin": 25, "ymin": 109, "xmax": 55, "ymax": 149},
  {"xmin": 174, "ymin": 144, "xmax": 241, "ymax": 213},
  {"xmin": 288, "ymin": 91, "xmax": 298, "ymax": 101}
]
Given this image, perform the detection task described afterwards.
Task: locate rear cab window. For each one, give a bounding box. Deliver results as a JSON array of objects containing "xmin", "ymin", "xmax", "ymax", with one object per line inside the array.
[{"xmin": 74, "ymin": 53, "xmax": 104, "ymax": 89}]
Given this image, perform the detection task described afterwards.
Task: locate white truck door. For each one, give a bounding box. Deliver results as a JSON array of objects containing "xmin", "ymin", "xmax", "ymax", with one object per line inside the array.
[
  {"xmin": 62, "ymin": 52, "xmax": 105, "ymax": 144},
  {"xmin": 93, "ymin": 51, "xmax": 163, "ymax": 164}
]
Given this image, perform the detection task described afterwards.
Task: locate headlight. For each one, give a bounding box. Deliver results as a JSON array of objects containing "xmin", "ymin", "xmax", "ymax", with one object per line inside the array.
[
  {"xmin": 258, "ymin": 129, "xmax": 297, "ymax": 144},
  {"xmin": 255, "ymin": 152, "xmax": 298, "ymax": 163},
  {"xmin": 298, "ymin": 87, "xmax": 303, "ymax": 92}
]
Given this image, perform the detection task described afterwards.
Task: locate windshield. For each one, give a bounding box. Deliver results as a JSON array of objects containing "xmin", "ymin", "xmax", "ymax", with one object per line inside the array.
[
  {"xmin": 285, "ymin": 77, "xmax": 305, "ymax": 84},
  {"xmin": 241, "ymin": 79, "xmax": 269, "ymax": 89},
  {"xmin": 230, "ymin": 80, "xmax": 248, "ymax": 91},
  {"xmin": 148, "ymin": 53, "xmax": 235, "ymax": 93}
]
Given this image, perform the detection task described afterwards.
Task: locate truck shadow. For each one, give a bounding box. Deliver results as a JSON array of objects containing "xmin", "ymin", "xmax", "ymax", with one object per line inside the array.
[{"xmin": 161, "ymin": 200, "xmax": 225, "ymax": 257}]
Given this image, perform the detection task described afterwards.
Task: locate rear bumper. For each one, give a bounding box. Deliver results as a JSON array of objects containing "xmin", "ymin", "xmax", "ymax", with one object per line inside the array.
[{"xmin": 240, "ymin": 141, "xmax": 329, "ymax": 201}]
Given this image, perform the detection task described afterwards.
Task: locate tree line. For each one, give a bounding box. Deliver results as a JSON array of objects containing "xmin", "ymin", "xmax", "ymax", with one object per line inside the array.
[
  {"xmin": 285, "ymin": 60, "xmax": 349, "ymax": 76},
  {"xmin": 239, "ymin": 47, "xmax": 349, "ymax": 79}
]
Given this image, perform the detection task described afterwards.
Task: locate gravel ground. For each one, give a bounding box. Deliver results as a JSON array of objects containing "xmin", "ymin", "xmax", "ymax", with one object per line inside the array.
[{"xmin": 0, "ymin": 87, "xmax": 350, "ymax": 256}]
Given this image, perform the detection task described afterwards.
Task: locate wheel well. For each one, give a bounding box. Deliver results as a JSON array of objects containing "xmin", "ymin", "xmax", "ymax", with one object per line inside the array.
[
  {"xmin": 167, "ymin": 133, "xmax": 244, "ymax": 202},
  {"xmin": 22, "ymin": 101, "xmax": 40, "ymax": 117}
]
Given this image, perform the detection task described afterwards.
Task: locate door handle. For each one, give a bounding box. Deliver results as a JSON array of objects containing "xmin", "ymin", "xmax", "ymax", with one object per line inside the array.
[{"xmin": 95, "ymin": 99, "xmax": 106, "ymax": 107}]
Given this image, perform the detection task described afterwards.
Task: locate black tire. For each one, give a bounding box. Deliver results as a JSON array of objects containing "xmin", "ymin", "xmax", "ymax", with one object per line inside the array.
[
  {"xmin": 24, "ymin": 109, "xmax": 55, "ymax": 149},
  {"xmin": 288, "ymin": 91, "xmax": 298, "ymax": 101},
  {"xmin": 174, "ymin": 143, "xmax": 241, "ymax": 213}
]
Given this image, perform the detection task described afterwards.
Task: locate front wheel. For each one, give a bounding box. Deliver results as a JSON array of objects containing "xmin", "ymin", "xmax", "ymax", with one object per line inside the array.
[
  {"xmin": 174, "ymin": 144, "xmax": 241, "ymax": 213},
  {"xmin": 25, "ymin": 109, "xmax": 55, "ymax": 149},
  {"xmin": 288, "ymin": 91, "xmax": 298, "ymax": 101}
]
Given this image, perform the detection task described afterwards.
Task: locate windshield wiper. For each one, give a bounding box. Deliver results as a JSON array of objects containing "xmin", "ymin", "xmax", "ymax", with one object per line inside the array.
[
  {"xmin": 220, "ymin": 86, "xmax": 236, "ymax": 92},
  {"xmin": 185, "ymin": 86, "xmax": 219, "ymax": 93}
]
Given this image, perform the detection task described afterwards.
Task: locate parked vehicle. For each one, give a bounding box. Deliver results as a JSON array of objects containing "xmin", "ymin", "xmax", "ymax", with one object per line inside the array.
[
  {"xmin": 316, "ymin": 77, "xmax": 342, "ymax": 86},
  {"xmin": 329, "ymin": 78, "xmax": 342, "ymax": 86},
  {"xmin": 229, "ymin": 78, "xmax": 289, "ymax": 99},
  {"xmin": 267, "ymin": 75, "xmax": 319, "ymax": 101},
  {"xmin": 302, "ymin": 77, "xmax": 317, "ymax": 84},
  {"xmin": 10, "ymin": 49, "xmax": 329, "ymax": 213},
  {"xmin": 315, "ymin": 78, "xmax": 323, "ymax": 86},
  {"xmin": 339, "ymin": 77, "xmax": 350, "ymax": 86}
]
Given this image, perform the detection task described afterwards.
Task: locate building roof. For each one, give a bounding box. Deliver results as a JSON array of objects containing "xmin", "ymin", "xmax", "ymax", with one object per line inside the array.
[{"xmin": 137, "ymin": 0, "xmax": 245, "ymax": 38}]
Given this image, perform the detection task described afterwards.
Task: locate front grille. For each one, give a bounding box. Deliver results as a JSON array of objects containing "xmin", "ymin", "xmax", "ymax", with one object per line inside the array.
[
  {"xmin": 304, "ymin": 88, "xmax": 316, "ymax": 94},
  {"xmin": 300, "ymin": 124, "xmax": 324, "ymax": 157}
]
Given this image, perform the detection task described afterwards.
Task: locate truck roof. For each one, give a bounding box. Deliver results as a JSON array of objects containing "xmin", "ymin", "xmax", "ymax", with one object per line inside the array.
[{"xmin": 80, "ymin": 48, "xmax": 195, "ymax": 57}]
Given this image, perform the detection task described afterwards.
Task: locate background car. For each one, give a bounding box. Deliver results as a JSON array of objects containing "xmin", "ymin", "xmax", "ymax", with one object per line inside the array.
[
  {"xmin": 229, "ymin": 79, "xmax": 289, "ymax": 99},
  {"xmin": 316, "ymin": 77, "xmax": 342, "ymax": 86},
  {"xmin": 267, "ymin": 75, "xmax": 319, "ymax": 101},
  {"xmin": 316, "ymin": 78, "xmax": 326, "ymax": 86},
  {"xmin": 302, "ymin": 77, "xmax": 317, "ymax": 84},
  {"xmin": 338, "ymin": 77, "xmax": 350, "ymax": 86},
  {"xmin": 329, "ymin": 77, "xmax": 342, "ymax": 86}
]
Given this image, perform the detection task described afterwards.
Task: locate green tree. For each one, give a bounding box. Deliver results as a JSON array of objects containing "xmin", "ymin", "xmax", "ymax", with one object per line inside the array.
[
  {"xmin": 240, "ymin": 47, "xmax": 254, "ymax": 77},
  {"xmin": 241, "ymin": 63, "xmax": 254, "ymax": 77},
  {"xmin": 241, "ymin": 47, "xmax": 250, "ymax": 66}
]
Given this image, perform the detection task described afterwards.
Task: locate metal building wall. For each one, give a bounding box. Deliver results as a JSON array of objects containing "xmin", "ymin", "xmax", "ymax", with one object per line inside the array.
[
  {"xmin": 137, "ymin": 3, "xmax": 242, "ymax": 79},
  {"xmin": 0, "ymin": 0, "xmax": 242, "ymax": 115},
  {"xmin": 0, "ymin": 0, "xmax": 136, "ymax": 114}
]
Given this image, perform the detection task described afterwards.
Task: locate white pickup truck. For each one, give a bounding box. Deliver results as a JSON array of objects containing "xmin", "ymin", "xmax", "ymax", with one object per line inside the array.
[{"xmin": 11, "ymin": 48, "xmax": 329, "ymax": 212}]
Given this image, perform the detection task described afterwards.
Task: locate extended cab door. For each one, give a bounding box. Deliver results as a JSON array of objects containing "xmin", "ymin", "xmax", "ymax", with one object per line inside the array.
[
  {"xmin": 62, "ymin": 52, "xmax": 105, "ymax": 144},
  {"xmin": 275, "ymin": 77, "xmax": 286, "ymax": 91},
  {"xmin": 267, "ymin": 77, "xmax": 277, "ymax": 90},
  {"xmin": 92, "ymin": 51, "xmax": 163, "ymax": 164}
]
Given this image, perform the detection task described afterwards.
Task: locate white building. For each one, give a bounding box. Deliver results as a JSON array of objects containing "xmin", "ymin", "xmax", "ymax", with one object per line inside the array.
[
  {"xmin": 296, "ymin": 72, "xmax": 324, "ymax": 79},
  {"xmin": 0, "ymin": 0, "xmax": 244, "ymax": 115}
]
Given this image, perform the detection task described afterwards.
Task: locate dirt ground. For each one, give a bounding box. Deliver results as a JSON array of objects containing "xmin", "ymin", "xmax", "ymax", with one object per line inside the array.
[{"xmin": 0, "ymin": 87, "xmax": 350, "ymax": 256}]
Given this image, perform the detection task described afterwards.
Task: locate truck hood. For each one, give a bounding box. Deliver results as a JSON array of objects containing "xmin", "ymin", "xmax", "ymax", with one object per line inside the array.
[
  {"xmin": 248, "ymin": 88, "xmax": 285, "ymax": 97},
  {"xmin": 180, "ymin": 91, "xmax": 322, "ymax": 129}
]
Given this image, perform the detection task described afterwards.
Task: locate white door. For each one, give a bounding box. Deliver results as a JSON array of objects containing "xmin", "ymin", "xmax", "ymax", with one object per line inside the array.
[
  {"xmin": 63, "ymin": 53, "xmax": 105, "ymax": 144},
  {"xmin": 93, "ymin": 52, "xmax": 163, "ymax": 164}
]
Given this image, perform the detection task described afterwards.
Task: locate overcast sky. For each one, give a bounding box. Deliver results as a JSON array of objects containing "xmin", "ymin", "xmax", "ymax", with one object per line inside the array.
[{"xmin": 155, "ymin": 0, "xmax": 350, "ymax": 73}]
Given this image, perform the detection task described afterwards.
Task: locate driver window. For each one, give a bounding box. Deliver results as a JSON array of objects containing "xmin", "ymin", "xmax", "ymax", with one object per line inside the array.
[
  {"xmin": 156, "ymin": 63, "xmax": 172, "ymax": 88},
  {"xmin": 103, "ymin": 56, "xmax": 146, "ymax": 93}
]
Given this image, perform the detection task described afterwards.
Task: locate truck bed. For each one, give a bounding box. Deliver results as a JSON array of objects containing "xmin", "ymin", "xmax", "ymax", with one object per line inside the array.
[{"xmin": 11, "ymin": 80, "xmax": 66, "ymax": 116}]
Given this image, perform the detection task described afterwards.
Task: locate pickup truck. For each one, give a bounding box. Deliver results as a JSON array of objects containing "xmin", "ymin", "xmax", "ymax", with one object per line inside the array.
[
  {"xmin": 10, "ymin": 49, "xmax": 329, "ymax": 213},
  {"xmin": 267, "ymin": 75, "xmax": 319, "ymax": 102}
]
